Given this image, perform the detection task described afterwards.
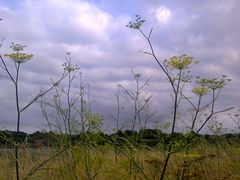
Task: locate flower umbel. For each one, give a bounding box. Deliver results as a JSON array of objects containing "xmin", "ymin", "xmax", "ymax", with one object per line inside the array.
[
  {"xmin": 4, "ymin": 42, "xmax": 33, "ymax": 63},
  {"xmin": 5, "ymin": 53, "xmax": 33, "ymax": 63},
  {"xmin": 62, "ymin": 62, "xmax": 79, "ymax": 72},
  {"xmin": 166, "ymin": 54, "xmax": 197, "ymax": 70},
  {"xmin": 196, "ymin": 76, "xmax": 231, "ymax": 90},
  {"xmin": 192, "ymin": 86, "xmax": 209, "ymax": 96},
  {"xmin": 127, "ymin": 15, "xmax": 145, "ymax": 29}
]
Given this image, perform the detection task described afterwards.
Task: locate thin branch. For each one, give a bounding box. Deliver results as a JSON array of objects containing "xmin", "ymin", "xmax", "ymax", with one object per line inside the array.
[
  {"xmin": 139, "ymin": 77, "xmax": 151, "ymax": 90},
  {"xmin": 148, "ymin": 28, "xmax": 153, "ymax": 39},
  {"xmin": 20, "ymin": 72, "xmax": 68, "ymax": 112},
  {"xmin": 196, "ymin": 106, "xmax": 234, "ymax": 134},
  {"xmin": 119, "ymin": 85, "xmax": 135, "ymax": 101},
  {"xmin": 24, "ymin": 147, "xmax": 69, "ymax": 179},
  {"xmin": 0, "ymin": 54, "xmax": 15, "ymax": 83},
  {"xmin": 180, "ymin": 92, "xmax": 197, "ymax": 110},
  {"xmin": 138, "ymin": 28, "xmax": 176, "ymax": 94},
  {"xmin": 0, "ymin": 38, "xmax": 4, "ymax": 48},
  {"xmin": 139, "ymin": 50, "xmax": 153, "ymax": 56}
]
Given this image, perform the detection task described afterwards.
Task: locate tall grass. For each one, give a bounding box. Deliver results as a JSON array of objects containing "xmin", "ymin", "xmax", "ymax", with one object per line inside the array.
[{"xmin": 1, "ymin": 139, "xmax": 240, "ymax": 179}]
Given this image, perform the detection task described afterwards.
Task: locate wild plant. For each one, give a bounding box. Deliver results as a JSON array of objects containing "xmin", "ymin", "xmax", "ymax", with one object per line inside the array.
[
  {"xmin": 38, "ymin": 54, "xmax": 104, "ymax": 179},
  {"xmin": 118, "ymin": 70, "xmax": 153, "ymax": 176},
  {"xmin": 127, "ymin": 16, "xmax": 233, "ymax": 179},
  {"xmin": 0, "ymin": 42, "xmax": 67, "ymax": 180},
  {"xmin": 229, "ymin": 109, "xmax": 240, "ymax": 130},
  {"xmin": 111, "ymin": 85, "xmax": 122, "ymax": 164},
  {"xmin": 119, "ymin": 70, "xmax": 152, "ymax": 132}
]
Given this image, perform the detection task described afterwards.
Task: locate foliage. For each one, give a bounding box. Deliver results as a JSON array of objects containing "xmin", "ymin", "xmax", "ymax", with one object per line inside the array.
[{"xmin": 2, "ymin": 130, "xmax": 240, "ymax": 148}]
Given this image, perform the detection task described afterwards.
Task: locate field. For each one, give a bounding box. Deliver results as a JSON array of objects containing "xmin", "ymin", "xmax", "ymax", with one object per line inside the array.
[{"xmin": 1, "ymin": 136, "xmax": 240, "ymax": 180}]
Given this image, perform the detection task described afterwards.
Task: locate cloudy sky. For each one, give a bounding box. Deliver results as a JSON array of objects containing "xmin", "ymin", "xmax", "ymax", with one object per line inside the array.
[{"xmin": 0, "ymin": 0, "xmax": 239, "ymax": 133}]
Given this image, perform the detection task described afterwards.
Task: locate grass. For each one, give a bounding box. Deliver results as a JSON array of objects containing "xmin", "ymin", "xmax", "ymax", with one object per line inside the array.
[{"xmin": 1, "ymin": 140, "xmax": 240, "ymax": 180}]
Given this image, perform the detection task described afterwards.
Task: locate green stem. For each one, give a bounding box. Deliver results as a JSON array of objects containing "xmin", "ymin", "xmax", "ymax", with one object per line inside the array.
[
  {"xmin": 15, "ymin": 62, "xmax": 21, "ymax": 180},
  {"xmin": 191, "ymin": 95, "xmax": 202, "ymax": 131},
  {"xmin": 67, "ymin": 72, "xmax": 72, "ymax": 146},
  {"xmin": 80, "ymin": 74, "xmax": 85, "ymax": 132},
  {"xmin": 161, "ymin": 69, "xmax": 182, "ymax": 180},
  {"xmin": 171, "ymin": 69, "xmax": 182, "ymax": 134}
]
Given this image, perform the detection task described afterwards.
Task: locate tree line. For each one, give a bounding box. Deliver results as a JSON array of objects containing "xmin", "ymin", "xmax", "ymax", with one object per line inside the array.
[{"xmin": 1, "ymin": 129, "xmax": 239, "ymax": 149}]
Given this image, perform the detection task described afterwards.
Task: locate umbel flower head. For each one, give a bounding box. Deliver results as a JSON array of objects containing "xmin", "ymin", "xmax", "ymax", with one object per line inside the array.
[
  {"xmin": 192, "ymin": 86, "xmax": 209, "ymax": 96},
  {"xmin": 166, "ymin": 54, "xmax": 197, "ymax": 70},
  {"xmin": 126, "ymin": 15, "xmax": 145, "ymax": 29},
  {"xmin": 4, "ymin": 42, "xmax": 33, "ymax": 63},
  {"xmin": 196, "ymin": 75, "xmax": 231, "ymax": 90}
]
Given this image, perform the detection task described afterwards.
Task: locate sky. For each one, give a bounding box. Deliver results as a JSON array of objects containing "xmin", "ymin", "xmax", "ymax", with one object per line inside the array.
[{"xmin": 0, "ymin": 0, "xmax": 239, "ymax": 133}]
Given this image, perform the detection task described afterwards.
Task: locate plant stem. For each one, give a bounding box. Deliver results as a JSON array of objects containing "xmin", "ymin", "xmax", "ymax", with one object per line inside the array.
[
  {"xmin": 191, "ymin": 95, "xmax": 202, "ymax": 131},
  {"xmin": 67, "ymin": 72, "xmax": 72, "ymax": 146},
  {"xmin": 171, "ymin": 69, "xmax": 182, "ymax": 135},
  {"xmin": 160, "ymin": 69, "xmax": 182, "ymax": 180},
  {"xmin": 14, "ymin": 62, "xmax": 20, "ymax": 180}
]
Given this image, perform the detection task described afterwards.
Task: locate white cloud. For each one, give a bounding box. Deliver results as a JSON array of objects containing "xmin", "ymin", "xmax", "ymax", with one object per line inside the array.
[
  {"xmin": 155, "ymin": 6, "xmax": 171, "ymax": 24},
  {"xmin": 1, "ymin": 0, "xmax": 112, "ymax": 44}
]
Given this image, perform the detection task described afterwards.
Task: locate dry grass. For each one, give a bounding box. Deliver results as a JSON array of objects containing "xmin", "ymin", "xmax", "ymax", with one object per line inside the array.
[{"xmin": 1, "ymin": 142, "xmax": 240, "ymax": 180}]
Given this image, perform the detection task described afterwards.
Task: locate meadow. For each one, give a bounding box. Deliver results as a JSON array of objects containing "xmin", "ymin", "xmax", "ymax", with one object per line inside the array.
[
  {"xmin": 1, "ymin": 16, "xmax": 240, "ymax": 180},
  {"xmin": 1, "ymin": 131, "xmax": 240, "ymax": 180}
]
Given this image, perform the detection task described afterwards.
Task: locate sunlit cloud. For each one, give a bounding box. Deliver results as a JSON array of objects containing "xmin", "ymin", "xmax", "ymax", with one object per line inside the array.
[{"xmin": 155, "ymin": 6, "xmax": 171, "ymax": 24}]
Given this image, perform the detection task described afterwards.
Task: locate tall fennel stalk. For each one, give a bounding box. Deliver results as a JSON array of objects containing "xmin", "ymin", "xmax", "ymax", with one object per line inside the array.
[
  {"xmin": 63, "ymin": 52, "xmax": 79, "ymax": 178},
  {"xmin": 119, "ymin": 70, "xmax": 152, "ymax": 176},
  {"xmin": 127, "ymin": 16, "xmax": 233, "ymax": 179},
  {"xmin": 127, "ymin": 17, "xmax": 199, "ymax": 179},
  {"xmin": 14, "ymin": 62, "xmax": 21, "ymax": 180},
  {"xmin": 127, "ymin": 18, "xmax": 192, "ymax": 179},
  {"xmin": 1, "ymin": 43, "xmax": 33, "ymax": 180},
  {"xmin": 0, "ymin": 43, "xmax": 67, "ymax": 180}
]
